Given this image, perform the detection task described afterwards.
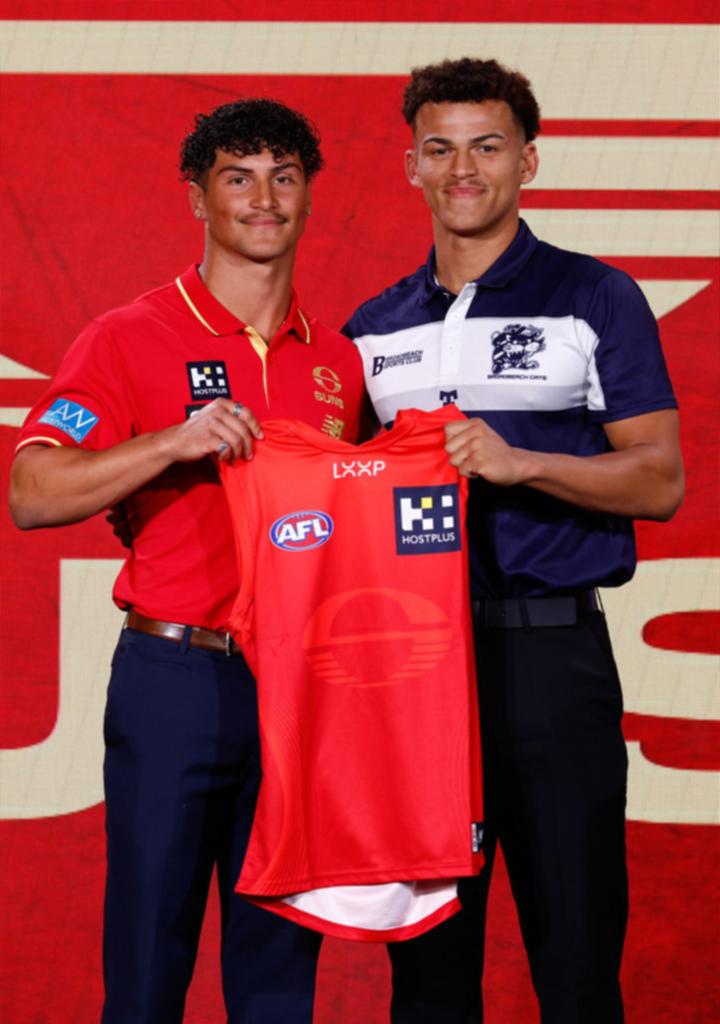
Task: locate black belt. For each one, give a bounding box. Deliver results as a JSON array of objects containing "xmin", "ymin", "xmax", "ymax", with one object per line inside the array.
[
  {"xmin": 472, "ymin": 590, "xmax": 600, "ymax": 629},
  {"xmin": 125, "ymin": 609, "xmax": 243, "ymax": 656}
]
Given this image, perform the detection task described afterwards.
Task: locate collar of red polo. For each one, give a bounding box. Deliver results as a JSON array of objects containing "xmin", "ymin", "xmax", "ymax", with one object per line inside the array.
[{"xmin": 175, "ymin": 264, "xmax": 311, "ymax": 343}]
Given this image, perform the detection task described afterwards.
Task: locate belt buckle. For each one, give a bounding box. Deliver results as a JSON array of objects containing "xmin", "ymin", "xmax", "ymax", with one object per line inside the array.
[{"xmin": 224, "ymin": 631, "xmax": 234, "ymax": 657}]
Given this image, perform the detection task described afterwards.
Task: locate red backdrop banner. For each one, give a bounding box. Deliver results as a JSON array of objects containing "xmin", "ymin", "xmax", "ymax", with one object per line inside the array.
[{"xmin": 1, "ymin": 6, "xmax": 718, "ymax": 1022}]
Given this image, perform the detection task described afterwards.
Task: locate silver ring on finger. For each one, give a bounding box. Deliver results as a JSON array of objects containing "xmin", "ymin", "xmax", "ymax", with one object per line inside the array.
[
  {"xmin": 217, "ymin": 440, "xmax": 230, "ymax": 455},
  {"xmin": 231, "ymin": 402, "xmax": 244, "ymax": 417}
]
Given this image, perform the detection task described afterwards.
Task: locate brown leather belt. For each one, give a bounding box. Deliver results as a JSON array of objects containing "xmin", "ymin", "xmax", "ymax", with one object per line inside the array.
[{"xmin": 126, "ymin": 609, "xmax": 242, "ymax": 656}]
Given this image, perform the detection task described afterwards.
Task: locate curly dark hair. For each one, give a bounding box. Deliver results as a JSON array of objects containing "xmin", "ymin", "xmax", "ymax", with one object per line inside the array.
[
  {"xmin": 402, "ymin": 58, "xmax": 541, "ymax": 142},
  {"xmin": 179, "ymin": 98, "xmax": 324, "ymax": 185}
]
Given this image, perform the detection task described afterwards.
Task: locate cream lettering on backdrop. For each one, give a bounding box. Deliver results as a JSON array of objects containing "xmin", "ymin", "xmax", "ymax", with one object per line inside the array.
[
  {"xmin": 0, "ymin": 558, "xmax": 716, "ymax": 823},
  {"xmin": 0, "ymin": 12, "xmax": 718, "ymax": 813}
]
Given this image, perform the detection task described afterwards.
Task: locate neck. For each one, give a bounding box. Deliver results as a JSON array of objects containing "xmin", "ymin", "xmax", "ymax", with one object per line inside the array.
[
  {"xmin": 199, "ymin": 247, "xmax": 296, "ymax": 340},
  {"xmin": 433, "ymin": 216, "xmax": 520, "ymax": 294}
]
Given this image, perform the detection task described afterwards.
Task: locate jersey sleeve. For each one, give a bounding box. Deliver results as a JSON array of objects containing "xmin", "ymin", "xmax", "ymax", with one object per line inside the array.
[
  {"xmin": 15, "ymin": 320, "xmax": 138, "ymax": 452},
  {"xmin": 584, "ymin": 269, "xmax": 677, "ymax": 424}
]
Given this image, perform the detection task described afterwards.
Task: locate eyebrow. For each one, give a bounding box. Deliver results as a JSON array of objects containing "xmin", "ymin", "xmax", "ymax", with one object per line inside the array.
[
  {"xmin": 421, "ymin": 132, "xmax": 506, "ymax": 145},
  {"xmin": 217, "ymin": 160, "xmax": 302, "ymax": 176}
]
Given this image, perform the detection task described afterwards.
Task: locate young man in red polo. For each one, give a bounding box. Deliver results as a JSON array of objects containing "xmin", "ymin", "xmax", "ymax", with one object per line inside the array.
[{"xmin": 10, "ymin": 98, "xmax": 364, "ymax": 1024}]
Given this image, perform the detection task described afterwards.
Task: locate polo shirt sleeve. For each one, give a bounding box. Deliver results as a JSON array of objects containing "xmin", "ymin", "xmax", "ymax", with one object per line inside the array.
[
  {"xmin": 585, "ymin": 269, "xmax": 677, "ymax": 424},
  {"xmin": 15, "ymin": 320, "xmax": 137, "ymax": 453},
  {"xmin": 340, "ymin": 318, "xmax": 356, "ymax": 341}
]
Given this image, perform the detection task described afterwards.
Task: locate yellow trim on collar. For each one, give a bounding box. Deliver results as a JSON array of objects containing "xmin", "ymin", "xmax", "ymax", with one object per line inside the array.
[
  {"xmin": 175, "ymin": 276, "xmax": 220, "ymax": 336},
  {"xmin": 245, "ymin": 326, "xmax": 269, "ymax": 404},
  {"xmin": 297, "ymin": 309, "xmax": 311, "ymax": 344}
]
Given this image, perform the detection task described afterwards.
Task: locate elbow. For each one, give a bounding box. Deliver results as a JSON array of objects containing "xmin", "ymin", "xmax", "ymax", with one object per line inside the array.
[
  {"xmin": 8, "ymin": 489, "xmax": 43, "ymax": 530},
  {"xmin": 648, "ymin": 470, "xmax": 685, "ymax": 522},
  {"xmin": 8, "ymin": 465, "xmax": 46, "ymax": 530}
]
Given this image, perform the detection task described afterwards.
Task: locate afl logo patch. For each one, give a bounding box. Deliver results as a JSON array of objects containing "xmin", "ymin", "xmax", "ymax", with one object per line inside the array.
[{"xmin": 270, "ymin": 510, "xmax": 334, "ymax": 551}]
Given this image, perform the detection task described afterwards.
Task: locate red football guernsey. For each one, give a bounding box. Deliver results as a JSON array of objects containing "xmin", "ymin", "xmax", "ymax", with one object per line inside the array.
[{"xmin": 220, "ymin": 406, "xmax": 483, "ymax": 942}]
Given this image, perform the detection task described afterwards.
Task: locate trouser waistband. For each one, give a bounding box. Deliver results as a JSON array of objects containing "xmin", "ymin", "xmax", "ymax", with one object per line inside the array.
[
  {"xmin": 471, "ymin": 590, "xmax": 601, "ymax": 629},
  {"xmin": 125, "ymin": 609, "xmax": 242, "ymax": 655}
]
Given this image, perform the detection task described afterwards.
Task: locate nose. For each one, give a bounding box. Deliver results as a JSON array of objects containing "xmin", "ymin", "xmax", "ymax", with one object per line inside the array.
[
  {"xmin": 251, "ymin": 178, "xmax": 278, "ymax": 209},
  {"xmin": 450, "ymin": 149, "xmax": 477, "ymax": 179}
]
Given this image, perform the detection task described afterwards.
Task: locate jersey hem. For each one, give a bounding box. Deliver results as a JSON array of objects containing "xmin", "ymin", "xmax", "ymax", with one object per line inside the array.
[
  {"xmin": 237, "ymin": 858, "xmax": 482, "ymax": 896},
  {"xmin": 243, "ymin": 893, "xmax": 462, "ymax": 942}
]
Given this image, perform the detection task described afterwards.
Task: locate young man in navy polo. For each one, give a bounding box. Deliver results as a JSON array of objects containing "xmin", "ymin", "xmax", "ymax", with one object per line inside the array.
[
  {"xmin": 10, "ymin": 99, "xmax": 364, "ymax": 1024},
  {"xmin": 343, "ymin": 58, "xmax": 683, "ymax": 1024}
]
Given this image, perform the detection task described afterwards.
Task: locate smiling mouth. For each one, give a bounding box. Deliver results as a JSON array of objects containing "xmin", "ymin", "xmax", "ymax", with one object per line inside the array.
[
  {"xmin": 242, "ymin": 217, "xmax": 287, "ymax": 226},
  {"xmin": 446, "ymin": 187, "xmax": 487, "ymax": 198}
]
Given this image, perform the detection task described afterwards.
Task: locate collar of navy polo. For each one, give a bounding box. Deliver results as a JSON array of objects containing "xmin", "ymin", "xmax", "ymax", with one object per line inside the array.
[{"xmin": 422, "ymin": 219, "xmax": 540, "ymax": 303}]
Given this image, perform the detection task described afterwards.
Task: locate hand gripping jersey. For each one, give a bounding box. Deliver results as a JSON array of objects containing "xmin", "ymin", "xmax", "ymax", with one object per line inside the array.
[{"xmin": 220, "ymin": 406, "xmax": 483, "ymax": 942}]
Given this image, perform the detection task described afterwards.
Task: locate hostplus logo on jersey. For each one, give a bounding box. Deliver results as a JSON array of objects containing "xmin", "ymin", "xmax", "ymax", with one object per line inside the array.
[
  {"xmin": 38, "ymin": 398, "xmax": 99, "ymax": 443},
  {"xmin": 270, "ymin": 510, "xmax": 334, "ymax": 551},
  {"xmin": 393, "ymin": 485, "xmax": 461, "ymax": 555},
  {"xmin": 186, "ymin": 361, "xmax": 230, "ymax": 399},
  {"xmin": 372, "ymin": 350, "xmax": 423, "ymax": 377},
  {"xmin": 490, "ymin": 324, "xmax": 547, "ymax": 380}
]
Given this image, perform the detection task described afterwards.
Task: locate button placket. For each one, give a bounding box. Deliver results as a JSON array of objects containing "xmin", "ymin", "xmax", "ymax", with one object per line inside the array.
[{"xmin": 439, "ymin": 283, "xmax": 477, "ymax": 384}]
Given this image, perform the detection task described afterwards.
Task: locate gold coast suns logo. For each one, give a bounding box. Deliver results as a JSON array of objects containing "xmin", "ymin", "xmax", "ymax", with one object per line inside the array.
[
  {"xmin": 302, "ymin": 587, "xmax": 453, "ymax": 687},
  {"xmin": 313, "ymin": 365, "xmax": 345, "ymax": 409}
]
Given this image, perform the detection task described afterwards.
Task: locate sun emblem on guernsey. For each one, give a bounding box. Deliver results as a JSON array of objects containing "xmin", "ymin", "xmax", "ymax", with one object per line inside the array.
[{"xmin": 302, "ymin": 587, "xmax": 453, "ymax": 687}]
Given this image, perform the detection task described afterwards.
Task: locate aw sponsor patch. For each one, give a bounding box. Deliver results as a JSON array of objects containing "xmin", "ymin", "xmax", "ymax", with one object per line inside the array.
[
  {"xmin": 393, "ymin": 484, "xmax": 461, "ymax": 555},
  {"xmin": 38, "ymin": 398, "xmax": 99, "ymax": 443}
]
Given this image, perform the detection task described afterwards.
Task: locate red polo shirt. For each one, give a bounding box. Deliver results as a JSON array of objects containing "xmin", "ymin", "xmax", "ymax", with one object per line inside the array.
[{"xmin": 16, "ymin": 265, "xmax": 365, "ymax": 628}]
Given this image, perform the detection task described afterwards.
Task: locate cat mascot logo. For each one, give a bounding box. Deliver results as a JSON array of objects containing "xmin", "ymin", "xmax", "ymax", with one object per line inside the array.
[{"xmin": 491, "ymin": 323, "xmax": 546, "ymax": 375}]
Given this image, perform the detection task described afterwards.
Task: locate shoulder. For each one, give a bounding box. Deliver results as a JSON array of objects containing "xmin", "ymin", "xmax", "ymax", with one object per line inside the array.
[
  {"xmin": 308, "ymin": 317, "xmax": 360, "ymax": 354},
  {"xmin": 342, "ymin": 265, "xmax": 427, "ymax": 339},
  {"xmin": 528, "ymin": 237, "xmax": 651, "ymax": 325},
  {"xmin": 306, "ymin": 316, "xmax": 364, "ymax": 374},
  {"xmin": 532, "ymin": 237, "xmax": 645, "ymax": 296}
]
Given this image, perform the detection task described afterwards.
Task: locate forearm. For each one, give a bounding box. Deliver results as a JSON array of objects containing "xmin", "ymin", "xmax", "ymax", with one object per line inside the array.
[
  {"xmin": 445, "ymin": 409, "xmax": 684, "ymax": 521},
  {"xmin": 10, "ymin": 398, "xmax": 264, "ymax": 530},
  {"xmin": 9, "ymin": 432, "xmax": 178, "ymax": 529},
  {"xmin": 517, "ymin": 444, "xmax": 684, "ymax": 520}
]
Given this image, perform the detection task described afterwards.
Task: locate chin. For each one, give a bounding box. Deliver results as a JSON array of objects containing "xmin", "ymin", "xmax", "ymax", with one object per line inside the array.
[{"xmin": 236, "ymin": 245, "xmax": 287, "ymax": 262}]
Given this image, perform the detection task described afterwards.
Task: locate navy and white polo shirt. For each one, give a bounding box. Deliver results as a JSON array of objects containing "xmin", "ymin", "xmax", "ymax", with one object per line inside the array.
[{"xmin": 343, "ymin": 221, "xmax": 677, "ymax": 599}]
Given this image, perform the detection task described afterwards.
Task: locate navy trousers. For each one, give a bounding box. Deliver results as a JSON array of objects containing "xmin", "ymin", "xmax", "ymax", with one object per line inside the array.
[
  {"xmin": 102, "ymin": 627, "xmax": 321, "ymax": 1024},
  {"xmin": 389, "ymin": 609, "xmax": 628, "ymax": 1024}
]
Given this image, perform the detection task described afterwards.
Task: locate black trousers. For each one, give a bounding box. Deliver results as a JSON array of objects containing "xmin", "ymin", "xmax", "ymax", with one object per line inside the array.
[
  {"xmin": 389, "ymin": 609, "xmax": 628, "ymax": 1024},
  {"xmin": 102, "ymin": 628, "xmax": 321, "ymax": 1024}
]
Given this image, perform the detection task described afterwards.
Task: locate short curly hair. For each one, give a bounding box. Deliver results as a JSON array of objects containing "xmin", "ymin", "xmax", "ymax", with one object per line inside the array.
[
  {"xmin": 402, "ymin": 58, "xmax": 541, "ymax": 142},
  {"xmin": 180, "ymin": 98, "xmax": 324, "ymax": 185}
]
